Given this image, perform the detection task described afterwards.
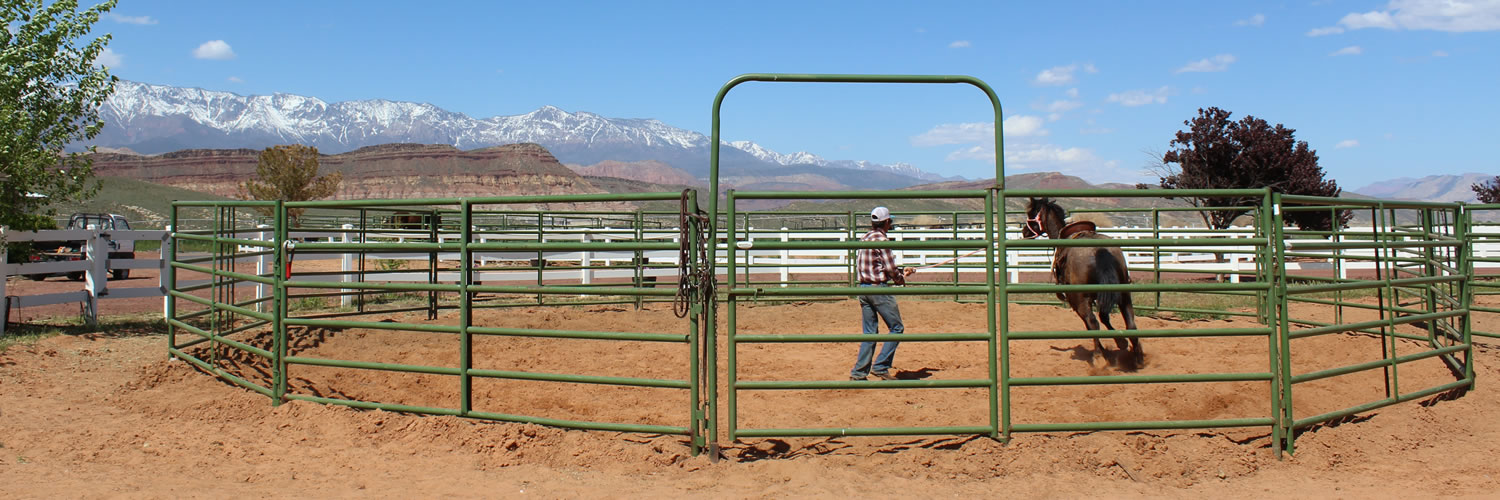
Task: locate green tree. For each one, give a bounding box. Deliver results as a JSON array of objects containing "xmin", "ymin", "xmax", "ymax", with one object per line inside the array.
[
  {"xmin": 1147, "ymin": 107, "xmax": 1351, "ymax": 231},
  {"xmin": 238, "ymin": 144, "xmax": 342, "ymax": 226},
  {"xmin": 1, "ymin": 0, "xmax": 118, "ymax": 240},
  {"xmin": 1474, "ymin": 176, "xmax": 1500, "ymax": 204}
]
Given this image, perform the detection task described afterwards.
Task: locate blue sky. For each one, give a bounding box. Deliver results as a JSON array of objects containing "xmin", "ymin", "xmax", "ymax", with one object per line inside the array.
[{"xmin": 91, "ymin": 1, "xmax": 1498, "ymax": 187}]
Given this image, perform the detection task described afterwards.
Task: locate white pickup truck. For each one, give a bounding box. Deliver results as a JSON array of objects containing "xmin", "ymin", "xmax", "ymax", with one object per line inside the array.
[{"xmin": 25, "ymin": 213, "xmax": 136, "ymax": 281}]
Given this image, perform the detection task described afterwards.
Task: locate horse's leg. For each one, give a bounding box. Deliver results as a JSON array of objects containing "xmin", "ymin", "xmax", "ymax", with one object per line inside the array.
[
  {"xmin": 1098, "ymin": 304, "xmax": 1130, "ymax": 352},
  {"xmin": 1070, "ymin": 294, "xmax": 1107, "ymax": 364},
  {"xmin": 1120, "ymin": 293, "xmax": 1144, "ymax": 366}
]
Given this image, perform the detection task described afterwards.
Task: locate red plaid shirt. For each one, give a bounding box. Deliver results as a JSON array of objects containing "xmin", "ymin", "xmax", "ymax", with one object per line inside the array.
[{"xmin": 856, "ymin": 229, "xmax": 900, "ymax": 284}]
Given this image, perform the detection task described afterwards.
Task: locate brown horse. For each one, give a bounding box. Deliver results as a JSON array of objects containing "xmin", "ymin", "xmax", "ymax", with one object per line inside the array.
[{"xmin": 1021, "ymin": 197, "xmax": 1144, "ymax": 368}]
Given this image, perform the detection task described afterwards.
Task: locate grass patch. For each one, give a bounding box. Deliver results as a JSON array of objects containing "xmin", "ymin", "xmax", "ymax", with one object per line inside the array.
[
  {"xmin": 44, "ymin": 176, "xmax": 229, "ymax": 228},
  {"xmin": 1, "ymin": 313, "xmax": 166, "ymax": 353}
]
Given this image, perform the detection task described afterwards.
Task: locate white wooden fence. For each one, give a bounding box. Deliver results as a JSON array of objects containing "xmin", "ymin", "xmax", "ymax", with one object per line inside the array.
[
  {"xmin": 2, "ymin": 227, "xmax": 169, "ymax": 335},
  {"xmin": 7, "ymin": 224, "xmax": 1499, "ymax": 331},
  {"xmin": 292, "ymin": 224, "xmax": 1500, "ymax": 294}
]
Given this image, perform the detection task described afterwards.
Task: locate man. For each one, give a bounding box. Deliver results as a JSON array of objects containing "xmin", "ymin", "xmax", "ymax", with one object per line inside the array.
[{"xmin": 850, "ymin": 206, "xmax": 916, "ymax": 381}]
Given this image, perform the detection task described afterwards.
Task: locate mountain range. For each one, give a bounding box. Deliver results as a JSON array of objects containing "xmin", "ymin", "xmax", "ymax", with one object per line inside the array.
[
  {"xmin": 81, "ymin": 80, "xmax": 1490, "ymax": 209},
  {"xmin": 1353, "ymin": 173, "xmax": 1494, "ymax": 204},
  {"xmin": 86, "ymin": 80, "xmax": 958, "ymax": 187}
]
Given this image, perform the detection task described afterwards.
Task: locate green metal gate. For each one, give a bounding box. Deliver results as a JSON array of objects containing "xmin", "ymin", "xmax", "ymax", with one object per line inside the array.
[
  {"xmin": 169, "ymin": 192, "xmax": 715, "ymax": 455},
  {"xmin": 1468, "ymin": 204, "xmax": 1500, "ymax": 344}
]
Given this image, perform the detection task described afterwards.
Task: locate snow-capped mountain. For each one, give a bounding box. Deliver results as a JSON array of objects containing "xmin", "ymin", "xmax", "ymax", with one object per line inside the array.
[
  {"xmin": 89, "ymin": 80, "xmax": 956, "ymax": 183},
  {"xmin": 727, "ymin": 140, "xmax": 830, "ymax": 166}
]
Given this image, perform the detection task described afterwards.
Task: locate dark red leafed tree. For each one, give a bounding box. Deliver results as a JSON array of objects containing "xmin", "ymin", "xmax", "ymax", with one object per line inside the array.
[
  {"xmin": 1474, "ymin": 176, "xmax": 1500, "ymax": 204},
  {"xmin": 1148, "ymin": 107, "xmax": 1352, "ymax": 231}
]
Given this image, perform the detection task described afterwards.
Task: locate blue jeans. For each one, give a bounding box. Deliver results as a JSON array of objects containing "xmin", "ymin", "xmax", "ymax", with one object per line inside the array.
[{"xmin": 851, "ymin": 283, "xmax": 903, "ymax": 378}]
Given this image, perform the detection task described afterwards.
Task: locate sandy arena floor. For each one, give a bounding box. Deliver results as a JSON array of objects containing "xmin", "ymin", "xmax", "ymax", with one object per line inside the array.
[{"xmin": 2, "ymin": 296, "xmax": 1499, "ymax": 498}]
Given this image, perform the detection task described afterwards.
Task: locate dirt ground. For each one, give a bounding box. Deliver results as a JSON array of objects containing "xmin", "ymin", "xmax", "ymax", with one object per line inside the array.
[{"xmin": 3, "ymin": 294, "xmax": 1500, "ymax": 498}]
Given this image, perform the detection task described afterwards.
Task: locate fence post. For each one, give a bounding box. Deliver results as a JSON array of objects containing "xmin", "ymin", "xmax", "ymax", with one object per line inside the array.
[
  {"xmin": 952, "ymin": 212, "xmax": 960, "ymax": 301},
  {"xmin": 1, "ymin": 244, "xmax": 7, "ymax": 336},
  {"xmin": 341, "ymin": 224, "xmax": 354, "ymax": 308},
  {"xmin": 892, "ymin": 230, "xmax": 904, "ymax": 263},
  {"xmin": 780, "ymin": 227, "xmax": 789, "ymax": 287},
  {"xmin": 161, "ymin": 226, "xmax": 172, "ymax": 318},
  {"xmin": 580, "ymin": 231, "xmax": 593, "ymax": 286},
  {"xmin": 256, "ymin": 224, "xmax": 271, "ymax": 312},
  {"xmin": 84, "ymin": 229, "xmax": 106, "ymax": 325},
  {"xmin": 1007, "ymin": 229, "xmax": 1019, "ymax": 283},
  {"xmin": 1229, "ymin": 247, "xmax": 1241, "ymax": 284}
]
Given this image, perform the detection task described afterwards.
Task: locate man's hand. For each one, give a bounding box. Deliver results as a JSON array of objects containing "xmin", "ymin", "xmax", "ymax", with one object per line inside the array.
[{"xmin": 903, "ymin": 267, "xmax": 917, "ymax": 277}]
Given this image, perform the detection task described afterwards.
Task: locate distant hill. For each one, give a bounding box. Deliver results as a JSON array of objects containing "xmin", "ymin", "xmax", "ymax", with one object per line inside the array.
[
  {"xmin": 569, "ymin": 160, "xmax": 700, "ymax": 187},
  {"xmin": 1354, "ymin": 173, "xmax": 1493, "ymax": 203},
  {"xmin": 88, "ymin": 143, "xmax": 636, "ymax": 211},
  {"xmin": 44, "ymin": 177, "xmax": 228, "ymax": 228}
]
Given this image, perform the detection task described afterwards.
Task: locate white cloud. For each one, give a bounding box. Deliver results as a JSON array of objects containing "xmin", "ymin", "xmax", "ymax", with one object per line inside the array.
[
  {"xmin": 1174, "ymin": 54, "xmax": 1236, "ymax": 73},
  {"xmin": 1045, "ymin": 99, "xmax": 1083, "ymax": 113},
  {"xmin": 910, "ymin": 123, "xmax": 989, "ymax": 147},
  {"xmin": 1333, "ymin": 0, "xmax": 1500, "ymax": 33},
  {"xmin": 1433, "ymin": 49, "xmax": 1450, "ymax": 57},
  {"xmin": 1107, "ymin": 87, "xmax": 1172, "ymax": 107},
  {"xmin": 1007, "ymin": 144, "xmax": 1098, "ymax": 164},
  {"xmin": 95, "ymin": 47, "xmax": 123, "ymax": 68},
  {"xmin": 108, "ymin": 13, "xmax": 158, "ymax": 25},
  {"xmin": 1065, "ymin": 87, "xmax": 1079, "ymax": 98},
  {"xmin": 909, "ymin": 115, "xmax": 1048, "ymax": 147},
  {"xmin": 193, "ymin": 40, "xmax": 236, "ymax": 60},
  {"xmin": 1340, "ymin": 10, "xmax": 1399, "ymax": 29},
  {"xmin": 1004, "ymin": 115, "xmax": 1048, "ymax": 137},
  {"xmin": 1047, "ymin": 113, "xmax": 1063, "ymax": 122},
  {"xmin": 1330, "ymin": 45, "xmax": 1364, "ymax": 56},
  {"xmin": 1235, "ymin": 13, "xmax": 1267, "ymax": 26},
  {"xmin": 1335, "ymin": 139, "xmax": 1360, "ymax": 149},
  {"xmin": 1306, "ymin": 26, "xmax": 1346, "ymax": 36},
  {"xmin": 949, "ymin": 40, "xmax": 971, "ymax": 48},
  {"xmin": 943, "ymin": 142, "xmax": 1099, "ymax": 166},
  {"xmin": 1033, "ymin": 63, "xmax": 1096, "ymax": 86},
  {"xmin": 227, "ymin": 76, "xmax": 244, "ymax": 83},
  {"xmin": 992, "ymin": 144, "xmax": 1135, "ymax": 182},
  {"xmin": 912, "ymin": 118, "xmax": 1133, "ymax": 182}
]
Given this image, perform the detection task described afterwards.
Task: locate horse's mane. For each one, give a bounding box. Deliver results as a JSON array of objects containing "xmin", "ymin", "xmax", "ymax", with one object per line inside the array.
[{"xmin": 1029, "ymin": 197, "xmax": 1068, "ymax": 222}]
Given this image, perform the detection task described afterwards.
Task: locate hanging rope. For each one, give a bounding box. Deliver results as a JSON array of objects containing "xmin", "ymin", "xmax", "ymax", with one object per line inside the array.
[
  {"xmin": 674, "ymin": 190, "xmax": 715, "ymax": 319},
  {"xmin": 905, "ymin": 247, "xmax": 987, "ymax": 272}
]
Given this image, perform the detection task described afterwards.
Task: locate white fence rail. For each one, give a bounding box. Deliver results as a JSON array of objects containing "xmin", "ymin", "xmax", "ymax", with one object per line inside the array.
[
  {"xmin": 290, "ymin": 225, "xmax": 1500, "ymax": 291},
  {"xmin": 8, "ymin": 224, "xmax": 1499, "ymax": 330}
]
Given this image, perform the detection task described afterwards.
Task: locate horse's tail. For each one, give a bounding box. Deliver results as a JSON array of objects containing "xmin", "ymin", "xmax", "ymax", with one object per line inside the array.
[{"xmin": 1093, "ymin": 249, "xmax": 1122, "ymax": 330}]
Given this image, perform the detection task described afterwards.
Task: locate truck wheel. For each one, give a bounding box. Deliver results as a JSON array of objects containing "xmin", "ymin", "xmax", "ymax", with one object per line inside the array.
[
  {"xmin": 68, "ymin": 271, "xmax": 85, "ymax": 281},
  {"xmin": 112, "ymin": 269, "xmax": 130, "ymax": 280}
]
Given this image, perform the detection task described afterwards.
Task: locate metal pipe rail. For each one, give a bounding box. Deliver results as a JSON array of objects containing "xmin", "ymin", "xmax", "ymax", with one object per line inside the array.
[
  {"xmin": 169, "ymin": 192, "xmax": 713, "ymax": 455},
  {"xmin": 1272, "ymin": 193, "xmax": 1472, "ymax": 455}
]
